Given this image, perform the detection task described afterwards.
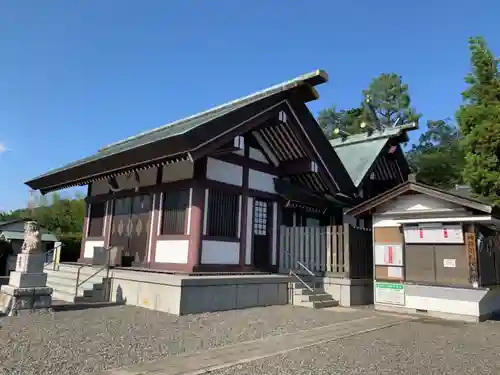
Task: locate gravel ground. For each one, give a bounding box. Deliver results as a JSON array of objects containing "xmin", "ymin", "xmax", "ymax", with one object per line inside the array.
[
  {"xmin": 0, "ymin": 305, "xmax": 374, "ymax": 374},
  {"xmin": 213, "ymin": 317, "xmax": 500, "ymax": 375}
]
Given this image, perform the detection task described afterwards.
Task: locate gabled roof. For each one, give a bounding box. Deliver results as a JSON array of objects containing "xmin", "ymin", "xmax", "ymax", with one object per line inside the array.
[
  {"xmin": 0, "ymin": 219, "xmax": 27, "ymax": 228},
  {"xmin": 0, "ymin": 218, "xmax": 59, "ymax": 242},
  {"xmin": 346, "ymin": 180, "xmax": 498, "ymax": 217},
  {"xmin": 0, "ymin": 231, "xmax": 58, "ymax": 242},
  {"xmin": 330, "ymin": 123, "xmax": 417, "ymax": 187},
  {"xmin": 29, "ymin": 70, "xmax": 326, "ymax": 183},
  {"xmin": 25, "ymin": 70, "xmax": 355, "ymax": 196}
]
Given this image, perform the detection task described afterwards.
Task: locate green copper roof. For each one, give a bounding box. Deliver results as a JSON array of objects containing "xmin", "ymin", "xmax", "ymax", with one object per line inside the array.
[
  {"xmin": 334, "ymin": 138, "xmax": 389, "ymax": 187},
  {"xmin": 331, "ymin": 123, "xmax": 417, "ymax": 187},
  {"xmin": 329, "ymin": 123, "xmax": 415, "ymax": 148},
  {"xmin": 29, "ymin": 70, "xmax": 328, "ymax": 181}
]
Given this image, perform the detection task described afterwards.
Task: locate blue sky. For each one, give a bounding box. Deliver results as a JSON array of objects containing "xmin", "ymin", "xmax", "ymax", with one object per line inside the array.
[{"xmin": 1, "ymin": 0, "xmax": 499, "ymax": 211}]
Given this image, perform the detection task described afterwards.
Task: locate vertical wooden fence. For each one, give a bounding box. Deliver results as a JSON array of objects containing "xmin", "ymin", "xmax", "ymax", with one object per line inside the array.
[{"xmin": 279, "ymin": 224, "xmax": 373, "ymax": 279}]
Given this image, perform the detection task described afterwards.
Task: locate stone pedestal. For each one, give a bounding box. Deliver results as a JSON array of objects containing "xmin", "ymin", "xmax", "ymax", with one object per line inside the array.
[{"xmin": 0, "ymin": 253, "xmax": 53, "ymax": 316}]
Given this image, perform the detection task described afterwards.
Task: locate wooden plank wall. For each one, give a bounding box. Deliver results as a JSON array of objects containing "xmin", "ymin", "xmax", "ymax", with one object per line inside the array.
[{"xmin": 279, "ymin": 224, "xmax": 372, "ymax": 278}]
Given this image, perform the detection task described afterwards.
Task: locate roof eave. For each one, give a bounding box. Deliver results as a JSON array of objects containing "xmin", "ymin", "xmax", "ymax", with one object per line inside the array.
[
  {"xmin": 26, "ymin": 70, "xmax": 329, "ymax": 193},
  {"xmin": 346, "ymin": 181, "xmax": 495, "ymax": 217}
]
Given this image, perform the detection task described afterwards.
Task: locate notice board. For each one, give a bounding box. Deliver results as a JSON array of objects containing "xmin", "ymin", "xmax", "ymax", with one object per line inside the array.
[
  {"xmin": 375, "ymin": 282, "xmax": 405, "ymax": 305},
  {"xmin": 403, "ymin": 223, "xmax": 464, "ymax": 244},
  {"xmin": 375, "ymin": 244, "xmax": 403, "ymax": 266}
]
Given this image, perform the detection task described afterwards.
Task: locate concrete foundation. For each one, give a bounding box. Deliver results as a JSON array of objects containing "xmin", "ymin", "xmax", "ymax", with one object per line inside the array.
[
  {"xmin": 374, "ymin": 284, "xmax": 500, "ymax": 323},
  {"xmin": 321, "ymin": 276, "xmax": 373, "ymax": 306},
  {"xmin": 108, "ymin": 268, "xmax": 291, "ymax": 315}
]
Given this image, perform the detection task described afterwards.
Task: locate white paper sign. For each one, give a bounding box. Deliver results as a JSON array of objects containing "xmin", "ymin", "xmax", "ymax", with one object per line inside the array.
[
  {"xmin": 375, "ymin": 282, "xmax": 405, "ymax": 306},
  {"xmin": 443, "ymin": 259, "xmax": 456, "ymax": 268},
  {"xmin": 403, "ymin": 224, "xmax": 464, "ymax": 244},
  {"xmin": 438, "ymin": 225, "xmax": 464, "ymax": 243},
  {"xmin": 375, "ymin": 244, "xmax": 403, "ymax": 266}
]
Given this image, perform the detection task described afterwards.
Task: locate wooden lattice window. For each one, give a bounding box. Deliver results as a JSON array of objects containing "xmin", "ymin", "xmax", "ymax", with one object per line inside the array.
[
  {"xmin": 88, "ymin": 202, "xmax": 106, "ymax": 237},
  {"xmin": 161, "ymin": 189, "xmax": 190, "ymax": 235},
  {"xmin": 207, "ymin": 189, "xmax": 239, "ymax": 237}
]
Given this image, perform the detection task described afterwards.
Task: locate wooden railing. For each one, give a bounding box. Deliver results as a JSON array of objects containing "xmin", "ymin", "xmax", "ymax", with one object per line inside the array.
[{"xmin": 279, "ymin": 224, "xmax": 373, "ymax": 279}]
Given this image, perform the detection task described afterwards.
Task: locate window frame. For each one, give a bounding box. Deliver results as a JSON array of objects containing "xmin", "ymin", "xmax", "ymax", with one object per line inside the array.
[
  {"xmin": 160, "ymin": 188, "xmax": 190, "ymax": 235},
  {"xmin": 87, "ymin": 201, "xmax": 106, "ymax": 238},
  {"xmin": 206, "ymin": 189, "xmax": 239, "ymax": 238}
]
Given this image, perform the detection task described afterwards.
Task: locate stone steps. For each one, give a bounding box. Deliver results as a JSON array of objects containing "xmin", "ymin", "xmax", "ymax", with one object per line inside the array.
[
  {"xmin": 291, "ymin": 280, "xmax": 339, "ymax": 309},
  {"xmin": 44, "ymin": 264, "xmax": 109, "ymax": 303}
]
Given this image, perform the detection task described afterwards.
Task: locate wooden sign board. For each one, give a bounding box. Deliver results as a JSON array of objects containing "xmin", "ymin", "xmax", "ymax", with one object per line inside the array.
[
  {"xmin": 374, "ymin": 227, "xmax": 402, "ymax": 243},
  {"xmin": 375, "ymin": 265, "xmax": 404, "ymax": 281},
  {"xmin": 403, "ymin": 223, "xmax": 464, "ymax": 244}
]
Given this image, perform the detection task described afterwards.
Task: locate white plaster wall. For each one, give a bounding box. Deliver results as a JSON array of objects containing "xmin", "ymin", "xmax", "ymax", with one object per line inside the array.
[
  {"xmin": 90, "ymin": 180, "xmax": 109, "ymax": 195},
  {"xmin": 162, "ymin": 161, "xmax": 194, "ymax": 183},
  {"xmin": 83, "ymin": 240, "xmax": 105, "ymax": 258},
  {"xmin": 249, "ymin": 147, "xmax": 268, "ymax": 163},
  {"xmin": 248, "ymin": 169, "xmax": 276, "ymax": 193},
  {"xmin": 206, "ymin": 158, "xmax": 243, "ymax": 186},
  {"xmin": 201, "ymin": 241, "xmax": 239, "ymax": 264},
  {"xmin": 378, "ymin": 194, "xmax": 461, "ymax": 214},
  {"xmin": 373, "ymin": 216, "xmax": 401, "ymax": 228},
  {"xmin": 155, "ymin": 240, "xmax": 189, "ymax": 264},
  {"xmin": 116, "ymin": 168, "xmax": 157, "ymax": 188},
  {"xmin": 404, "ymin": 295, "xmax": 479, "ymax": 316},
  {"xmin": 245, "ymin": 197, "xmax": 253, "ymax": 265}
]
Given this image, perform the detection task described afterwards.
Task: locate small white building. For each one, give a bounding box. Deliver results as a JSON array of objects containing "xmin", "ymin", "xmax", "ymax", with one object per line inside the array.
[
  {"xmin": 347, "ymin": 179, "xmax": 500, "ymax": 322},
  {"xmin": 0, "ymin": 218, "xmax": 59, "ymax": 279}
]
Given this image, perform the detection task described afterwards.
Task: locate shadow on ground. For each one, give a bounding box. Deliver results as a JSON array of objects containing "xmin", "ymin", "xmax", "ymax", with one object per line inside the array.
[{"xmin": 51, "ymin": 300, "xmax": 125, "ymax": 312}]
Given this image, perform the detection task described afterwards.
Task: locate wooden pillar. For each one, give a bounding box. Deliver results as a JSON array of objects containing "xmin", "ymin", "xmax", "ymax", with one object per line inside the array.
[
  {"xmin": 146, "ymin": 192, "xmax": 161, "ymax": 266},
  {"xmin": 239, "ymin": 143, "xmax": 249, "ymax": 270},
  {"xmin": 189, "ymin": 158, "xmax": 207, "ymax": 272},
  {"xmin": 343, "ymin": 223, "xmax": 351, "ymax": 277},
  {"xmin": 275, "ymin": 201, "xmax": 282, "ymax": 272},
  {"xmin": 103, "ymin": 200, "xmax": 113, "ymax": 248},
  {"xmin": 78, "ymin": 202, "xmax": 90, "ymax": 263}
]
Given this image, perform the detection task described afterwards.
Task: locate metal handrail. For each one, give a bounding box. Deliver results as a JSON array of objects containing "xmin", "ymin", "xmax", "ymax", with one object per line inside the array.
[
  {"xmin": 281, "ymin": 248, "xmax": 317, "ymax": 300},
  {"xmin": 43, "ymin": 243, "xmax": 63, "ymax": 270},
  {"xmin": 74, "ymin": 247, "xmax": 112, "ymax": 302}
]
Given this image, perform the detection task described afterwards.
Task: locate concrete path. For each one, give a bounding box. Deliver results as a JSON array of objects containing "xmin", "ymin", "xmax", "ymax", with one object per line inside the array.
[{"xmin": 99, "ymin": 313, "xmax": 415, "ymax": 375}]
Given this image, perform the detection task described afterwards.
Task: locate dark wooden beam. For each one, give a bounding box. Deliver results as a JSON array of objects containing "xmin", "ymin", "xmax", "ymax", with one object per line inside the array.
[
  {"xmin": 279, "ymin": 158, "xmax": 318, "ymax": 176},
  {"xmin": 189, "ymin": 106, "xmax": 280, "ymax": 161},
  {"xmin": 209, "ymin": 136, "xmax": 246, "ymax": 157}
]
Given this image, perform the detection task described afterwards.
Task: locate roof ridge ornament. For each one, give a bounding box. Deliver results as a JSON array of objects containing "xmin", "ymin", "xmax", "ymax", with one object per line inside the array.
[{"xmin": 333, "ymin": 127, "xmax": 351, "ymax": 140}]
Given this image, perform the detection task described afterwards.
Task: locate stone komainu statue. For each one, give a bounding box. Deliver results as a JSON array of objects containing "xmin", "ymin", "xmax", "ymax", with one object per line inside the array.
[{"xmin": 21, "ymin": 221, "xmax": 42, "ymax": 254}]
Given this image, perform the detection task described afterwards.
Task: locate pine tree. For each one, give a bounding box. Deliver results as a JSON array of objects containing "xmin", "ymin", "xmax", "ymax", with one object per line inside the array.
[
  {"xmin": 362, "ymin": 73, "xmax": 420, "ymax": 126},
  {"xmin": 456, "ymin": 37, "xmax": 500, "ymax": 204}
]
